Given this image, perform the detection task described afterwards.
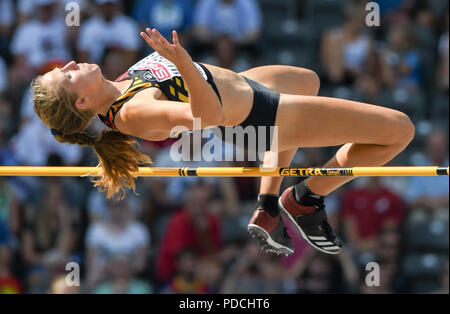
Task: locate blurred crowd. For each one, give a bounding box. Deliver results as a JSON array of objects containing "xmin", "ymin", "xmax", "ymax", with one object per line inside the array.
[{"xmin": 0, "ymin": 0, "xmax": 448, "ymax": 294}]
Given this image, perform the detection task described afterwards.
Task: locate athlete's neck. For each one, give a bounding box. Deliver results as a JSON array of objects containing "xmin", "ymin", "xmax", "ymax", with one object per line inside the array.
[{"xmin": 95, "ymin": 79, "xmax": 132, "ymax": 116}]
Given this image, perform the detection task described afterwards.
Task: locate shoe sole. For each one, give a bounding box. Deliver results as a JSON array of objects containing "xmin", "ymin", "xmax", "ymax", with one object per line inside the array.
[
  {"xmin": 247, "ymin": 224, "xmax": 294, "ymax": 256},
  {"xmin": 278, "ymin": 198, "xmax": 341, "ymax": 255}
]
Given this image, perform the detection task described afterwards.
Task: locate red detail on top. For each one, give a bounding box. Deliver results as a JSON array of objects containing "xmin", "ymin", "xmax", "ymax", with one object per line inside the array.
[
  {"xmin": 115, "ymin": 71, "xmax": 130, "ymax": 82},
  {"xmin": 137, "ymin": 61, "xmax": 170, "ymax": 81}
]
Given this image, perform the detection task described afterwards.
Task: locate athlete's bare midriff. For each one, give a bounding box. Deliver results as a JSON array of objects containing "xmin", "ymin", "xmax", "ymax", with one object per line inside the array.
[{"xmin": 201, "ymin": 63, "xmax": 254, "ymax": 126}]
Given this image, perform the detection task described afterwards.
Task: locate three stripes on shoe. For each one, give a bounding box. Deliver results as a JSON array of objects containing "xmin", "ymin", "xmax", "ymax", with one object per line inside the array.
[{"xmin": 308, "ymin": 236, "xmax": 341, "ymax": 251}]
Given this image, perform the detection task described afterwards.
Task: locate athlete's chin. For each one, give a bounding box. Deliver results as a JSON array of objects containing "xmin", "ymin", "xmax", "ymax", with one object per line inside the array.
[
  {"xmin": 89, "ymin": 63, "xmax": 100, "ymax": 73},
  {"xmin": 92, "ymin": 64, "xmax": 103, "ymax": 79}
]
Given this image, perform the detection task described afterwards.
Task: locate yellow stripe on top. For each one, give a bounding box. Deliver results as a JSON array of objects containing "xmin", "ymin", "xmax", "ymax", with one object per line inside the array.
[
  {"xmin": 101, "ymin": 78, "xmax": 156, "ymax": 130},
  {"xmin": 178, "ymin": 92, "xmax": 189, "ymax": 103}
]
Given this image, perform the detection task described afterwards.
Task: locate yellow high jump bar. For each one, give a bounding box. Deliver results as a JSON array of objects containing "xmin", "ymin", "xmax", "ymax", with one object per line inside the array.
[{"xmin": 0, "ymin": 166, "xmax": 448, "ymax": 177}]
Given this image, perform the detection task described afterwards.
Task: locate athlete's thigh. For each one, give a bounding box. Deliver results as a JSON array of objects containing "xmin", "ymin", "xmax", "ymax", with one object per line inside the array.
[
  {"xmin": 275, "ymin": 94, "xmax": 414, "ymax": 150},
  {"xmin": 240, "ymin": 65, "xmax": 320, "ymax": 96}
]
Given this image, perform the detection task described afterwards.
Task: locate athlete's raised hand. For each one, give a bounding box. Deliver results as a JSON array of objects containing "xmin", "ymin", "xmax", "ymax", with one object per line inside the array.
[{"xmin": 140, "ymin": 28, "xmax": 192, "ymax": 68}]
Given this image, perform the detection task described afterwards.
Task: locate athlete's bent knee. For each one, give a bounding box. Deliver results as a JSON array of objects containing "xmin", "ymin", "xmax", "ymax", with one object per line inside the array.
[
  {"xmin": 393, "ymin": 112, "xmax": 415, "ymax": 146},
  {"xmin": 305, "ymin": 69, "xmax": 320, "ymax": 94}
]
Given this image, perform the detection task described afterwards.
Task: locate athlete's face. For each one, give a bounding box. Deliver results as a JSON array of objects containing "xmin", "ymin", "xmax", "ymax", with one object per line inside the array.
[{"xmin": 42, "ymin": 61, "xmax": 103, "ymax": 103}]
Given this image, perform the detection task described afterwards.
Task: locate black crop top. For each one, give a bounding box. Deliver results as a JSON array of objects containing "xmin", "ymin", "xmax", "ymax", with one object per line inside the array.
[{"xmin": 97, "ymin": 52, "xmax": 222, "ymax": 130}]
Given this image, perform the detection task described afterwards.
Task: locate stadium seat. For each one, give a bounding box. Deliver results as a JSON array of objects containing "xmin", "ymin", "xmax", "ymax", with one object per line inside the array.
[
  {"xmin": 402, "ymin": 253, "xmax": 448, "ymax": 278},
  {"xmin": 376, "ymin": 89, "xmax": 426, "ymax": 123},
  {"xmin": 262, "ymin": 45, "xmax": 316, "ymax": 69},
  {"xmin": 306, "ymin": 0, "xmax": 346, "ymax": 15},
  {"xmin": 261, "ymin": 0, "xmax": 313, "ymax": 46},
  {"xmin": 430, "ymin": 93, "xmax": 449, "ymax": 123},
  {"xmin": 404, "ymin": 217, "xmax": 449, "ymax": 252},
  {"xmin": 410, "ymin": 279, "xmax": 442, "ymax": 293}
]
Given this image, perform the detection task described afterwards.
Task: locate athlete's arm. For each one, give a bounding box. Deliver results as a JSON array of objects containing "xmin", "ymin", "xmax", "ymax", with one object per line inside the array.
[
  {"xmin": 115, "ymin": 95, "xmax": 196, "ymax": 140},
  {"xmin": 140, "ymin": 28, "xmax": 225, "ymax": 125}
]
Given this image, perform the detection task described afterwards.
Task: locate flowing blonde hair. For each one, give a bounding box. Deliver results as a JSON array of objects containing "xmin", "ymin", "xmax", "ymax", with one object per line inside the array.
[{"xmin": 31, "ymin": 75, "xmax": 151, "ymax": 199}]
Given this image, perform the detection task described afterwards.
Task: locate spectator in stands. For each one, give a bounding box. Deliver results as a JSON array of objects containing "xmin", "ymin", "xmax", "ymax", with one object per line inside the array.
[
  {"xmin": 0, "ymin": 177, "xmax": 20, "ymax": 241},
  {"xmin": 86, "ymin": 188, "xmax": 143, "ymax": 225},
  {"xmin": 380, "ymin": 22, "xmax": 422, "ymax": 90},
  {"xmin": 404, "ymin": 129, "xmax": 449, "ymax": 212},
  {"xmin": 200, "ymin": 34, "xmax": 251, "ymax": 72},
  {"xmin": 20, "ymin": 179, "xmax": 81, "ymax": 268},
  {"xmin": 433, "ymin": 260, "xmax": 449, "ymax": 294},
  {"xmin": 10, "ymin": 0, "xmax": 71, "ymax": 85},
  {"xmin": 0, "ymin": 244, "xmax": 22, "ymax": 294},
  {"xmin": 195, "ymin": 257, "xmax": 224, "ymax": 294},
  {"xmin": 132, "ymin": 0, "xmax": 194, "ymax": 49},
  {"xmin": 100, "ymin": 48, "xmax": 130, "ymax": 81},
  {"xmin": 50, "ymin": 275, "xmax": 80, "ymax": 294},
  {"xmin": 374, "ymin": 226, "xmax": 402, "ymax": 266},
  {"xmin": 10, "ymin": 77, "xmax": 84, "ymax": 167},
  {"xmin": 437, "ymin": 13, "xmax": 449, "ymax": 92},
  {"xmin": 156, "ymin": 182, "xmax": 223, "ymax": 283},
  {"xmin": 0, "ymin": 56, "xmax": 6, "ymax": 96},
  {"xmin": 160, "ymin": 248, "xmax": 209, "ymax": 294},
  {"xmin": 25, "ymin": 265, "xmax": 50, "ymax": 293},
  {"xmin": 359, "ymin": 261, "xmax": 397, "ymax": 294},
  {"xmin": 9, "ymin": 119, "xmax": 84, "ymax": 167},
  {"xmin": 77, "ymin": 0, "xmax": 140, "ymax": 65},
  {"xmin": 285, "ymin": 247, "xmax": 359, "ymax": 294},
  {"xmin": 359, "ymin": 226, "xmax": 407, "ymax": 293},
  {"xmin": 193, "ymin": 0, "xmax": 262, "ymax": 56},
  {"xmin": 340, "ymin": 176, "xmax": 406, "ymax": 254},
  {"xmin": 375, "ymin": 0, "xmax": 409, "ymax": 21},
  {"xmin": 0, "ymin": 0, "xmax": 14, "ymax": 60},
  {"xmin": 17, "ymin": 0, "xmax": 87, "ymax": 24},
  {"xmin": 220, "ymin": 242, "xmax": 286, "ymax": 294},
  {"xmin": 85, "ymin": 197, "xmax": 150, "ymax": 290},
  {"xmin": 150, "ymin": 132, "xmax": 226, "ymax": 211},
  {"xmin": 0, "ymin": 72, "xmax": 13, "ymax": 142},
  {"xmin": 93, "ymin": 253, "xmax": 152, "ymax": 294},
  {"xmin": 320, "ymin": 0, "xmax": 379, "ymax": 100}
]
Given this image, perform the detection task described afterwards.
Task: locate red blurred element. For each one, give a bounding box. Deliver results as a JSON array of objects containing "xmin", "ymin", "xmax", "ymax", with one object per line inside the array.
[
  {"xmin": 341, "ymin": 183, "xmax": 405, "ymax": 239},
  {"xmin": 37, "ymin": 59, "xmax": 67, "ymax": 75},
  {"xmin": 156, "ymin": 208, "xmax": 222, "ymax": 283}
]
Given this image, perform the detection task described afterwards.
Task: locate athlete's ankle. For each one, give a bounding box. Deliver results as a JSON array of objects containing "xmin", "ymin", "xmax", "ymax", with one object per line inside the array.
[
  {"xmin": 257, "ymin": 193, "xmax": 280, "ymax": 217},
  {"xmin": 293, "ymin": 180, "xmax": 325, "ymax": 208}
]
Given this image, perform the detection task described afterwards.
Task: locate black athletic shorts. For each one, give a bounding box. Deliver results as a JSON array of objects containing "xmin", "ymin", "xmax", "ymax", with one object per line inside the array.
[{"xmin": 217, "ymin": 76, "xmax": 281, "ymax": 153}]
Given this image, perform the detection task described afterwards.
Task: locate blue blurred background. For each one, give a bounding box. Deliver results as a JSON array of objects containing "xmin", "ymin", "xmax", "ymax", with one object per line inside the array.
[{"xmin": 0, "ymin": 0, "xmax": 448, "ymax": 294}]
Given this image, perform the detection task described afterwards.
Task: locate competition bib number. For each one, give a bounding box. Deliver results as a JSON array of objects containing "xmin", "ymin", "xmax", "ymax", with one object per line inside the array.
[
  {"xmin": 129, "ymin": 52, "xmax": 207, "ymax": 82},
  {"xmin": 147, "ymin": 62, "xmax": 171, "ymax": 81}
]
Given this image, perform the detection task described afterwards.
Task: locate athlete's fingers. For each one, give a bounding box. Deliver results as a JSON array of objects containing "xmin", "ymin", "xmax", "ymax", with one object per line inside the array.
[
  {"xmin": 144, "ymin": 28, "xmax": 159, "ymax": 47},
  {"xmin": 145, "ymin": 28, "xmax": 161, "ymax": 46},
  {"xmin": 153, "ymin": 34, "xmax": 166, "ymax": 51},
  {"xmin": 152, "ymin": 28, "xmax": 171, "ymax": 47},
  {"xmin": 172, "ymin": 30, "xmax": 180, "ymax": 47},
  {"xmin": 140, "ymin": 32, "xmax": 156, "ymax": 49}
]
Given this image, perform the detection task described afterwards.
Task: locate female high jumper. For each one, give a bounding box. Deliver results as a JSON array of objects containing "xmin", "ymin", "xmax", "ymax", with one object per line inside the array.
[{"xmin": 32, "ymin": 29, "xmax": 415, "ymax": 256}]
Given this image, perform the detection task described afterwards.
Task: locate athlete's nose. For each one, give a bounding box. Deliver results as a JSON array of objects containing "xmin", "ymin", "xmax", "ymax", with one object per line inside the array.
[{"xmin": 62, "ymin": 61, "xmax": 78, "ymax": 71}]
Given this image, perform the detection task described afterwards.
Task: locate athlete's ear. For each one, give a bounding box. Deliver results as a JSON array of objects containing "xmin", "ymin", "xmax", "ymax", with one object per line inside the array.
[{"xmin": 75, "ymin": 97, "xmax": 88, "ymax": 110}]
